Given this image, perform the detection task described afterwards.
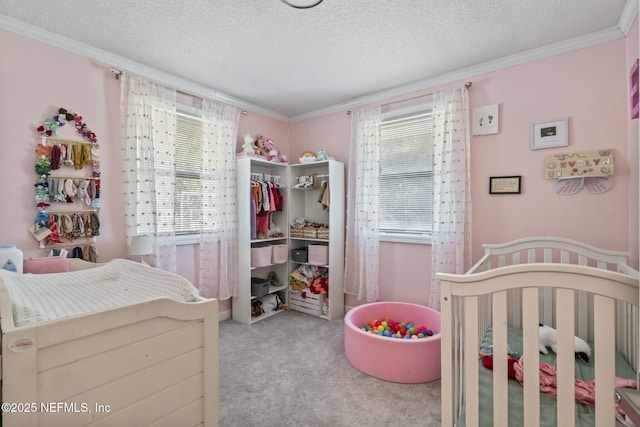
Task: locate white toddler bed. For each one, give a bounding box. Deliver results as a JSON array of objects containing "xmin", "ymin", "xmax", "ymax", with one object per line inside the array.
[
  {"xmin": 437, "ymin": 237, "xmax": 639, "ymax": 427},
  {"xmin": 0, "ymin": 258, "xmax": 218, "ymax": 427}
]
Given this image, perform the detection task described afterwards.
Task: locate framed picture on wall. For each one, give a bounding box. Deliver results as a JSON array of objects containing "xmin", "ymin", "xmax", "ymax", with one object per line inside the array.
[
  {"xmin": 530, "ymin": 117, "xmax": 568, "ymax": 150},
  {"xmin": 489, "ymin": 176, "xmax": 521, "ymax": 194}
]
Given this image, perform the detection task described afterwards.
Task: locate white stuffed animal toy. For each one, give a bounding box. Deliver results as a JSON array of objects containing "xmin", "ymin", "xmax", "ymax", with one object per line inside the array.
[{"xmin": 539, "ymin": 324, "xmax": 591, "ymax": 363}]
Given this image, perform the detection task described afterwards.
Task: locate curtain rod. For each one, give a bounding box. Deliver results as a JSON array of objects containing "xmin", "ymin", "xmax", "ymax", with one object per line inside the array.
[
  {"xmin": 346, "ymin": 81, "xmax": 472, "ymax": 115},
  {"xmin": 109, "ymin": 68, "xmax": 249, "ymax": 116}
]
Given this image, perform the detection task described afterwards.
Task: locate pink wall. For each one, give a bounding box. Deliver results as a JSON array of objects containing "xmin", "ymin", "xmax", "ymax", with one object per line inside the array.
[
  {"xmin": 1, "ymin": 24, "xmax": 637, "ymax": 316},
  {"xmin": 291, "ymin": 38, "xmax": 636, "ymax": 308},
  {"xmin": 0, "ymin": 29, "xmax": 290, "ymax": 316},
  {"xmin": 626, "ymin": 16, "xmax": 639, "ymax": 269}
]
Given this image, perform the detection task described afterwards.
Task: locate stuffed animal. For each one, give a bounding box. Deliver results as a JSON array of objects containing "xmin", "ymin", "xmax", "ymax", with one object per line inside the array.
[
  {"xmin": 315, "ymin": 148, "xmax": 329, "ymax": 161},
  {"xmin": 254, "ymin": 136, "xmax": 270, "ymax": 157},
  {"xmin": 242, "ymin": 132, "xmax": 255, "ymax": 154},
  {"xmin": 35, "ymin": 203, "xmax": 51, "ymax": 229},
  {"xmin": 538, "ymin": 323, "xmax": 591, "ymax": 363}
]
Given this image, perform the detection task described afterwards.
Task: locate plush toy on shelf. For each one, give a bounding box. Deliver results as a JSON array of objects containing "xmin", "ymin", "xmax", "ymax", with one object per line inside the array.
[
  {"xmin": 242, "ymin": 132, "xmax": 255, "ymax": 154},
  {"xmin": 254, "ymin": 134, "xmax": 287, "ymax": 163}
]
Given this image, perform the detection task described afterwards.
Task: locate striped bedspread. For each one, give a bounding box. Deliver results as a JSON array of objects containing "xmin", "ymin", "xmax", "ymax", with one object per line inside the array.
[{"xmin": 0, "ymin": 259, "xmax": 201, "ymax": 327}]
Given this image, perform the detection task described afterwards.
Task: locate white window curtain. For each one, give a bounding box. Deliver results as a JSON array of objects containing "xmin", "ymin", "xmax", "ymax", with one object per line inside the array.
[
  {"xmin": 344, "ymin": 105, "xmax": 382, "ymax": 302},
  {"xmin": 120, "ymin": 73, "xmax": 178, "ymax": 272},
  {"xmin": 430, "ymin": 86, "xmax": 472, "ymax": 310},
  {"xmin": 197, "ymin": 99, "xmax": 241, "ymax": 300}
]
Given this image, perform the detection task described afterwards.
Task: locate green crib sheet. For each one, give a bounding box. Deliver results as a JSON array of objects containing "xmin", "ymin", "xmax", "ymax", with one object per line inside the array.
[{"xmin": 455, "ymin": 327, "xmax": 637, "ymax": 427}]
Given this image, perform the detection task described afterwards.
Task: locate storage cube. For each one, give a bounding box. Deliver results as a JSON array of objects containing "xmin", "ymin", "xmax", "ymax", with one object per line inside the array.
[
  {"xmin": 291, "ymin": 247, "xmax": 308, "ymax": 263},
  {"xmin": 251, "ymin": 277, "xmax": 270, "ymax": 297},
  {"xmin": 251, "ymin": 246, "xmax": 272, "ymax": 267},
  {"xmin": 308, "ymin": 244, "xmax": 328, "ymax": 266},
  {"xmin": 271, "ymin": 244, "xmax": 289, "ymax": 264}
]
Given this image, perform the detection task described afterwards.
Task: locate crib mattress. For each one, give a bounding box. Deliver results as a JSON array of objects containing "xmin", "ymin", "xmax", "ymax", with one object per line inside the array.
[
  {"xmin": 455, "ymin": 327, "xmax": 637, "ymax": 427},
  {"xmin": 0, "ymin": 258, "xmax": 201, "ymax": 327}
]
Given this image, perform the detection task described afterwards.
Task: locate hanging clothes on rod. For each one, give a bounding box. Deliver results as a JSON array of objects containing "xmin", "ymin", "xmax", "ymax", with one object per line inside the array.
[{"xmin": 250, "ymin": 174, "xmax": 284, "ymax": 239}]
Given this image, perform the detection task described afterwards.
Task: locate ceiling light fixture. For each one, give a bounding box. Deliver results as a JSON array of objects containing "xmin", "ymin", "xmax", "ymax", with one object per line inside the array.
[{"xmin": 280, "ymin": 0, "xmax": 323, "ymax": 9}]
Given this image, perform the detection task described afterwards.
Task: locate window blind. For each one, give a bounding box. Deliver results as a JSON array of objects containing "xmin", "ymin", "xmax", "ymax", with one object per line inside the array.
[
  {"xmin": 175, "ymin": 112, "xmax": 203, "ymax": 234},
  {"xmin": 379, "ymin": 111, "xmax": 433, "ymax": 235}
]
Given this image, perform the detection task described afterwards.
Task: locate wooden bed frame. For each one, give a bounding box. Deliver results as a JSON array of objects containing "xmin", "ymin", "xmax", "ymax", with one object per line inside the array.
[
  {"xmin": 0, "ymin": 263, "xmax": 219, "ymax": 427},
  {"xmin": 437, "ymin": 237, "xmax": 639, "ymax": 427}
]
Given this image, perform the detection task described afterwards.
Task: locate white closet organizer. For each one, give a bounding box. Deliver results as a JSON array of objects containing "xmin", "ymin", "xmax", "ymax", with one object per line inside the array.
[
  {"xmin": 288, "ymin": 160, "xmax": 344, "ymax": 321},
  {"xmin": 234, "ymin": 157, "xmax": 289, "ymax": 324}
]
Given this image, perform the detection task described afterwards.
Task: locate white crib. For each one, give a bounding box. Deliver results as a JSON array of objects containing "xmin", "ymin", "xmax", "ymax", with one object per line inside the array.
[{"xmin": 437, "ymin": 237, "xmax": 639, "ymax": 427}]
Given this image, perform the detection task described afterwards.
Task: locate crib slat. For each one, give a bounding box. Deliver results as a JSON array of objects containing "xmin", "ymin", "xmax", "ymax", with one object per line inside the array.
[
  {"xmin": 576, "ymin": 291, "xmax": 588, "ymax": 340},
  {"xmin": 464, "ymin": 297, "xmax": 479, "ymax": 427},
  {"xmin": 440, "ymin": 282, "xmax": 454, "ymax": 427},
  {"xmin": 540, "ymin": 288, "xmax": 553, "ymax": 326},
  {"xmin": 530, "ymin": 248, "xmax": 538, "ymax": 263},
  {"xmin": 556, "ymin": 289, "xmax": 575, "ymax": 426},
  {"xmin": 521, "ymin": 288, "xmax": 540, "ymax": 427},
  {"xmin": 492, "ymin": 291, "xmax": 508, "ymax": 427},
  {"xmin": 594, "ymin": 295, "xmax": 615, "ymax": 427}
]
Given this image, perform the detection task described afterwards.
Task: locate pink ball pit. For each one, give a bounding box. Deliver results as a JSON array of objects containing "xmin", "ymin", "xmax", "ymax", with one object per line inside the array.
[{"xmin": 344, "ymin": 302, "xmax": 441, "ymax": 383}]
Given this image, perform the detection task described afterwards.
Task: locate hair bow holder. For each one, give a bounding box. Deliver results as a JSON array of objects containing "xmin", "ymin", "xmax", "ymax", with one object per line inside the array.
[{"xmin": 545, "ymin": 149, "xmax": 614, "ymax": 195}]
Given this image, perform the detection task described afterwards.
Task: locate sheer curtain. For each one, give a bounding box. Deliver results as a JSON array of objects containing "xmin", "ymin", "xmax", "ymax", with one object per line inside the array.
[
  {"xmin": 344, "ymin": 106, "xmax": 382, "ymax": 302},
  {"xmin": 120, "ymin": 73, "xmax": 178, "ymax": 272},
  {"xmin": 198, "ymin": 99, "xmax": 241, "ymax": 299},
  {"xmin": 429, "ymin": 86, "xmax": 472, "ymax": 310}
]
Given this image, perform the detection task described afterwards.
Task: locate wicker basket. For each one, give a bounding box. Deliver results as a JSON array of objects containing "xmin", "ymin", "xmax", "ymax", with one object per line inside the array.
[
  {"xmin": 290, "ymin": 228, "xmax": 304, "ymax": 238},
  {"xmin": 302, "ymin": 227, "xmax": 317, "ymax": 238},
  {"xmin": 316, "ymin": 227, "xmax": 329, "ymax": 239}
]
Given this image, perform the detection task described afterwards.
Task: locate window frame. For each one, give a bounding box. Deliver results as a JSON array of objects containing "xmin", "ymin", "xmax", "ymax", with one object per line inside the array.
[{"xmin": 378, "ymin": 103, "xmax": 433, "ymax": 245}]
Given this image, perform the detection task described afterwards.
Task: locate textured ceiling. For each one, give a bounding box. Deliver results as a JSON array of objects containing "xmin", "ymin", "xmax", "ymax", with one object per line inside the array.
[{"xmin": 0, "ymin": 0, "xmax": 632, "ymax": 119}]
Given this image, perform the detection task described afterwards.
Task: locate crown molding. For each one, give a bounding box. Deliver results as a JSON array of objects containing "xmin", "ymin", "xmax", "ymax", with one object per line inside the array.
[
  {"xmin": 618, "ymin": 0, "xmax": 639, "ymax": 35},
  {"xmin": 289, "ymin": 25, "xmax": 626, "ymax": 123},
  {"xmin": 0, "ymin": 15, "xmax": 289, "ymax": 123},
  {"xmin": 1, "ymin": 12, "xmax": 633, "ymax": 125}
]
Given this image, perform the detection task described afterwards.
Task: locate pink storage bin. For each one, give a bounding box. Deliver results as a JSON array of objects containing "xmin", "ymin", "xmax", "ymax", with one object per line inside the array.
[
  {"xmin": 23, "ymin": 257, "xmax": 70, "ymax": 274},
  {"xmin": 271, "ymin": 244, "xmax": 289, "ymax": 264},
  {"xmin": 308, "ymin": 244, "xmax": 328, "ymax": 266},
  {"xmin": 251, "ymin": 246, "xmax": 272, "ymax": 267}
]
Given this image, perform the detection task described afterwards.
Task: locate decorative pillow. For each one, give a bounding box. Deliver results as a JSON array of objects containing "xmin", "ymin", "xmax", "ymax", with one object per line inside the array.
[{"xmin": 23, "ymin": 257, "xmax": 69, "ymax": 274}]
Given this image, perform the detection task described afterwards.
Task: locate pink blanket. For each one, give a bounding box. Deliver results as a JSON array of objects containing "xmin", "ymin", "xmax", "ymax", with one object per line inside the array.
[{"xmin": 513, "ymin": 357, "xmax": 637, "ymax": 423}]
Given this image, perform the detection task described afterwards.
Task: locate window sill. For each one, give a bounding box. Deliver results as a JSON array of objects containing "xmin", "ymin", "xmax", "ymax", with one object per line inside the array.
[
  {"xmin": 175, "ymin": 234, "xmax": 199, "ymax": 246},
  {"xmin": 379, "ymin": 233, "xmax": 432, "ymax": 245}
]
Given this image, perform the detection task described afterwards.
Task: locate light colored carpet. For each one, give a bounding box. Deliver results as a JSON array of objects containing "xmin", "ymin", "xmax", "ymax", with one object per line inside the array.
[{"xmin": 219, "ymin": 309, "xmax": 441, "ymax": 427}]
